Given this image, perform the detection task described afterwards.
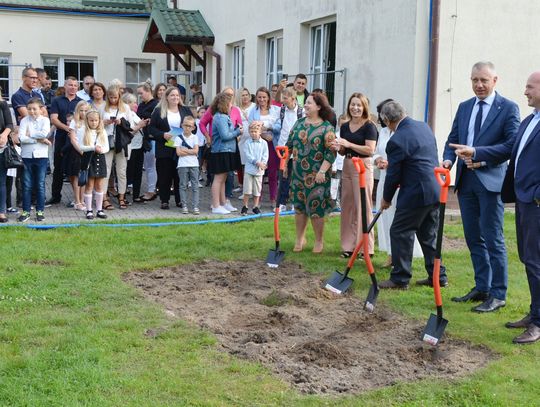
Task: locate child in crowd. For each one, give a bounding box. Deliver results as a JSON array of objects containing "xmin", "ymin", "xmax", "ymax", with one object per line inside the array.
[
  {"xmin": 67, "ymin": 101, "xmax": 90, "ymax": 211},
  {"xmin": 18, "ymin": 98, "xmax": 51, "ymax": 222},
  {"xmin": 195, "ymin": 106, "xmax": 207, "ymax": 186},
  {"xmin": 241, "ymin": 121, "xmax": 268, "ymax": 215},
  {"xmin": 175, "ymin": 116, "xmax": 200, "ymax": 214},
  {"xmin": 72, "ymin": 110, "xmax": 109, "ymax": 220},
  {"xmin": 5, "ymin": 126, "xmax": 21, "ymax": 213}
]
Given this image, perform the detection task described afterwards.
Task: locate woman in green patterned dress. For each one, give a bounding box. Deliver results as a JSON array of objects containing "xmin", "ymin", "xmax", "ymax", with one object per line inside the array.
[{"xmin": 286, "ymin": 93, "xmax": 336, "ymax": 253}]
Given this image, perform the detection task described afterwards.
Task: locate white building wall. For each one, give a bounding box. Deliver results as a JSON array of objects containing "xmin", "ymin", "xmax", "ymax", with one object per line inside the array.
[
  {"xmin": 434, "ymin": 0, "xmax": 540, "ymax": 153},
  {"xmin": 0, "ymin": 10, "xmax": 167, "ymax": 95},
  {"xmin": 180, "ymin": 0, "xmax": 428, "ymax": 118}
]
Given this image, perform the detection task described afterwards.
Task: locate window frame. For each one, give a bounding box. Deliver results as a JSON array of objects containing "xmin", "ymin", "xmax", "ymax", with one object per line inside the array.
[
  {"xmin": 232, "ymin": 44, "xmax": 245, "ymax": 90},
  {"xmin": 42, "ymin": 55, "xmax": 96, "ymax": 90},
  {"xmin": 0, "ymin": 54, "xmax": 10, "ymax": 100},
  {"xmin": 265, "ymin": 34, "xmax": 283, "ymax": 89},
  {"xmin": 125, "ymin": 59, "xmax": 154, "ymax": 92}
]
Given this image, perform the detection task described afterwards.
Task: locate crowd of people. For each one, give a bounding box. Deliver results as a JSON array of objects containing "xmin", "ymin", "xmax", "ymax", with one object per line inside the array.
[{"xmin": 0, "ymin": 61, "xmax": 538, "ymax": 344}]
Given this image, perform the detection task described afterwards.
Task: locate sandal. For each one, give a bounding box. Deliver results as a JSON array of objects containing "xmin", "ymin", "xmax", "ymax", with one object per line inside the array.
[
  {"xmin": 103, "ymin": 200, "xmax": 114, "ymax": 210},
  {"xmin": 75, "ymin": 203, "xmax": 87, "ymax": 211},
  {"xmin": 340, "ymin": 251, "xmax": 353, "ymax": 258},
  {"xmin": 141, "ymin": 193, "xmax": 157, "ymax": 201},
  {"xmin": 118, "ymin": 199, "xmax": 128, "ymax": 209}
]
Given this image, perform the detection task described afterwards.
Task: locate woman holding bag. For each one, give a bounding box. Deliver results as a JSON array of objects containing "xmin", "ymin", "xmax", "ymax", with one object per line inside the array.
[
  {"xmin": 0, "ymin": 92, "xmax": 14, "ymax": 222},
  {"xmin": 148, "ymin": 86, "xmax": 193, "ymax": 210}
]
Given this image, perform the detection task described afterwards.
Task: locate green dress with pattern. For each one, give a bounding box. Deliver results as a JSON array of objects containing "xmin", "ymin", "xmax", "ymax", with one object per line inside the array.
[{"xmin": 286, "ymin": 118, "xmax": 336, "ymax": 218}]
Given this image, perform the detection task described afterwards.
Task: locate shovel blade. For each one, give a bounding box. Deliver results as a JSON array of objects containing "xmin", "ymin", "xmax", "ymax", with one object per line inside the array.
[
  {"xmin": 266, "ymin": 249, "xmax": 285, "ymax": 268},
  {"xmin": 324, "ymin": 271, "xmax": 354, "ymax": 294},
  {"xmin": 364, "ymin": 284, "xmax": 379, "ymax": 312},
  {"xmin": 421, "ymin": 313, "xmax": 448, "ymax": 346}
]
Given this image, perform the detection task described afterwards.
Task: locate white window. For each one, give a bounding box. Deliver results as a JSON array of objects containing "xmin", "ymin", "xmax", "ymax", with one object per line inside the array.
[
  {"xmin": 232, "ymin": 44, "xmax": 245, "ymax": 90},
  {"xmin": 309, "ymin": 21, "xmax": 336, "ymax": 103},
  {"xmin": 265, "ymin": 35, "xmax": 283, "ymax": 89},
  {"xmin": 125, "ymin": 60, "xmax": 153, "ymax": 91},
  {"xmin": 0, "ymin": 55, "xmax": 9, "ymax": 100},
  {"xmin": 42, "ymin": 56, "xmax": 96, "ymax": 90}
]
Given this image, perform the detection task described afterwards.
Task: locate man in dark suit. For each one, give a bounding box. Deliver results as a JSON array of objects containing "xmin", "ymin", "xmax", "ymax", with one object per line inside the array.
[
  {"xmin": 378, "ymin": 101, "xmax": 447, "ymax": 289},
  {"xmin": 442, "ymin": 62, "xmax": 520, "ymax": 313},
  {"xmin": 453, "ymin": 71, "xmax": 540, "ymax": 343}
]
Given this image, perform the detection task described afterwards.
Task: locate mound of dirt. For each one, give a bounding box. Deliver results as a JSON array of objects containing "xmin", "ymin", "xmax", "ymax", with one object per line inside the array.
[{"xmin": 124, "ymin": 260, "xmax": 493, "ymax": 395}]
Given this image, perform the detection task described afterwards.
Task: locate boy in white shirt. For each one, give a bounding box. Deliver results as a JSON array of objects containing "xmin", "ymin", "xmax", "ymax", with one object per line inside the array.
[
  {"xmin": 18, "ymin": 98, "xmax": 51, "ymax": 222},
  {"xmin": 174, "ymin": 116, "xmax": 200, "ymax": 214},
  {"xmin": 241, "ymin": 122, "xmax": 268, "ymax": 215}
]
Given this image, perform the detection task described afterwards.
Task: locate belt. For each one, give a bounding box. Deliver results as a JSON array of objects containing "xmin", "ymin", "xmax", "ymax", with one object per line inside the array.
[{"xmin": 345, "ymin": 153, "xmax": 364, "ymax": 159}]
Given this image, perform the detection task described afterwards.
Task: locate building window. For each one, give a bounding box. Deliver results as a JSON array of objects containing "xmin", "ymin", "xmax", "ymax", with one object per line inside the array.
[
  {"xmin": 125, "ymin": 61, "xmax": 152, "ymax": 91},
  {"xmin": 309, "ymin": 21, "xmax": 336, "ymax": 104},
  {"xmin": 0, "ymin": 56, "xmax": 9, "ymax": 100},
  {"xmin": 266, "ymin": 35, "xmax": 283, "ymax": 89},
  {"xmin": 232, "ymin": 44, "xmax": 245, "ymax": 90},
  {"xmin": 42, "ymin": 56, "xmax": 96, "ymax": 90}
]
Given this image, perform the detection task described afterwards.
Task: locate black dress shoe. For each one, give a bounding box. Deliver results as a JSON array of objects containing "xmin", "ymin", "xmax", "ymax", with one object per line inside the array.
[
  {"xmin": 505, "ymin": 314, "xmax": 531, "ymax": 329},
  {"xmin": 416, "ymin": 278, "xmax": 449, "ymax": 287},
  {"xmin": 513, "ymin": 324, "xmax": 540, "ymax": 344},
  {"xmin": 451, "ymin": 289, "xmax": 489, "ymax": 303},
  {"xmin": 472, "ymin": 297, "xmax": 506, "ymax": 313},
  {"xmin": 378, "ymin": 279, "xmax": 409, "ymax": 290}
]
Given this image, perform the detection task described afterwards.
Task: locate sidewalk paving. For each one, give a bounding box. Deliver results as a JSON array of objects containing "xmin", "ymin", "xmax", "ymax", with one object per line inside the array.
[{"xmin": 2, "ymin": 173, "xmax": 511, "ymax": 226}]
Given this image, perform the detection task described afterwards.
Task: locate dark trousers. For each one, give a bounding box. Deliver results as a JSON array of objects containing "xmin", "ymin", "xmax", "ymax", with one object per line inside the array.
[
  {"xmin": 390, "ymin": 203, "xmax": 447, "ymax": 285},
  {"xmin": 50, "ymin": 149, "xmax": 63, "ymax": 202},
  {"xmin": 127, "ymin": 148, "xmax": 144, "ymax": 199},
  {"xmin": 277, "ymin": 160, "xmax": 292, "ymax": 206},
  {"xmin": 155, "ymin": 157, "xmax": 179, "ymax": 204},
  {"xmin": 458, "ymin": 169, "xmax": 507, "ymax": 299},
  {"xmin": 516, "ymin": 200, "xmax": 540, "ymax": 327}
]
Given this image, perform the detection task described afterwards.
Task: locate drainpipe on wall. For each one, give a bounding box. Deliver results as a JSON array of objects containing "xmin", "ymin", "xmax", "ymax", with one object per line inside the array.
[
  {"xmin": 203, "ymin": 45, "xmax": 222, "ymax": 94},
  {"xmin": 426, "ymin": 0, "xmax": 441, "ymax": 132}
]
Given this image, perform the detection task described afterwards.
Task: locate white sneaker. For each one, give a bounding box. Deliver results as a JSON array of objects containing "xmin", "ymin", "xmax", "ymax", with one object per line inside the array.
[
  {"xmin": 223, "ymin": 200, "xmax": 237, "ymax": 212},
  {"xmin": 212, "ymin": 206, "xmax": 230, "ymax": 214},
  {"xmin": 193, "ymin": 207, "xmax": 200, "ymax": 215},
  {"xmin": 182, "ymin": 207, "xmax": 189, "ymax": 214},
  {"xmin": 238, "ymin": 194, "xmax": 244, "ymax": 200},
  {"xmin": 279, "ymin": 204, "xmax": 287, "ymax": 212},
  {"xmin": 233, "ymin": 187, "xmax": 242, "ymax": 193}
]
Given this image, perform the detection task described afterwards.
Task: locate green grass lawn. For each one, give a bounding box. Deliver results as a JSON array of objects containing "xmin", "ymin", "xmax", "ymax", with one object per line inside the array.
[{"xmin": 0, "ymin": 213, "xmax": 538, "ymax": 406}]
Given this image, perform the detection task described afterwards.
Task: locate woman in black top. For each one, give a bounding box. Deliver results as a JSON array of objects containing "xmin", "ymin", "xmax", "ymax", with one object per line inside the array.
[
  {"xmin": 333, "ymin": 92, "xmax": 378, "ymax": 257},
  {"xmin": 0, "ymin": 94, "xmax": 14, "ymax": 222},
  {"xmin": 148, "ymin": 86, "xmax": 193, "ymax": 209}
]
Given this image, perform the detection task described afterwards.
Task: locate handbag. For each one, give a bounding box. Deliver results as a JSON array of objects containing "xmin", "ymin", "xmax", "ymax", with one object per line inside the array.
[
  {"xmin": 77, "ymin": 168, "xmax": 89, "ymax": 187},
  {"xmin": 4, "ymin": 135, "xmax": 24, "ymax": 169}
]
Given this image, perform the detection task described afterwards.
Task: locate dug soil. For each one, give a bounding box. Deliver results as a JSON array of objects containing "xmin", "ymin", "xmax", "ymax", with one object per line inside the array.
[{"xmin": 124, "ymin": 260, "xmax": 492, "ymax": 395}]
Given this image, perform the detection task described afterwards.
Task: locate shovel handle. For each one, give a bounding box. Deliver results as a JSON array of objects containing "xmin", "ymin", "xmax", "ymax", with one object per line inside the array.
[
  {"xmin": 434, "ymin": 167, "xmax": 451, "ymax": 204},
  {"xmin": 276, "ymin": 146, "xmax": 289, "ymax": 171},
  {"xmin": 274, "ymin": 206, "xmax": 280, "ymax": 242},
  {"xmin": 433, "ymin": 258, "xmax": 443, "ymax": 307},
  {"xmin": 352, "ymin": 157, "xmax": 366, "ymax": 188}
]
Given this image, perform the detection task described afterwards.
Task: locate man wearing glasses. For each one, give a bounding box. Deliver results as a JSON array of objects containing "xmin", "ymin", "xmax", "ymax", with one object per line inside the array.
[
  {"xmin": 11, "ymin": 67, "xmax": 48, "ymax": 124},
  {"xmin": 76, "ymin": 75, "xmax": 95, "ymax": 102}
]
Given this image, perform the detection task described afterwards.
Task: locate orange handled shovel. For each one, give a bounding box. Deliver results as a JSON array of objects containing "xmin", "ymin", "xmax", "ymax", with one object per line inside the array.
[
  {"xmin": 325, "ymin": 158, "xmax": 381, "ymax": 299},
  {"xmin": 421, "ymin": 167, "xmax": 451, "ymax": 345},
  {"xmin": 266, "ymin": 146, "xmax": 289, "ymax": 268}
]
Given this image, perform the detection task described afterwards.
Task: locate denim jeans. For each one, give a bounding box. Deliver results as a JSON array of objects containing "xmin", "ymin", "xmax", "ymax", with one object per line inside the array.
[
  {"xmin": 177, "ymin": 166, "xmax": 200, "ymax": 209},
  {"xmin": 0, "ymin": 151, "xmax": 7, "ymax": 214},
  {"xmin": 22, "ymin": 157, "xmax": 47, "ymax": 212}
]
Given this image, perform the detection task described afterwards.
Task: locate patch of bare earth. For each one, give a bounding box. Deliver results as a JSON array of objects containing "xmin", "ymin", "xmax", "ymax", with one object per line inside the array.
[{"xmin": 124, "ymin": 260, "xmax": 493, "ymax": 395}]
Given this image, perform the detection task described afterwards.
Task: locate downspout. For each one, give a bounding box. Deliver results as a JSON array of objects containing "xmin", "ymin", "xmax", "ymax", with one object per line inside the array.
[
  {"xmin": 425, "ymin": 0, "xmax": 441, "ymax": 131},
  {"xmin": 203, "ymin": 45, "xmax": 222, "ymax": 94}
]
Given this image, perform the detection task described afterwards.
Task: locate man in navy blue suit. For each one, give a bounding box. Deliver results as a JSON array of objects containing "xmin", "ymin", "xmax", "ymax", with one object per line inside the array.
[
  {"xmin": 453, "ymin": 71, "xmax": 540, "ymax": 343},
  {"xmin": 443, "ymin": 62, "xmax": 520, "ymax": 313},
  {"xmin": 378, "ymin": 101, "xmax": 447, "ymax": 289}
]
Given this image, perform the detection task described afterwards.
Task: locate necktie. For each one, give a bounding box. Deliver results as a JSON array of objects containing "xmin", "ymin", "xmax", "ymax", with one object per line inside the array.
[{"xmin": 474, "ymin": 100, "xmax": 485, "ymax": 141}]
